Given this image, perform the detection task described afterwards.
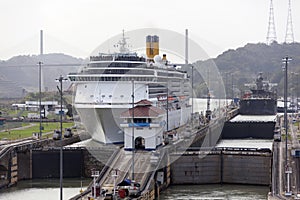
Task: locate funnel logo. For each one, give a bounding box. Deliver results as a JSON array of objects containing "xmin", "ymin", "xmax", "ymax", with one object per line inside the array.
[{"xmin": 71, "ymin": 28, "xmax": 226, "ymax": 175}]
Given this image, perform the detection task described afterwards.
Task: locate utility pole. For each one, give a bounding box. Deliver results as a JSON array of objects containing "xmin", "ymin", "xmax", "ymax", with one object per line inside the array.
[
  {"xmin": 282, "ymin": 56, "xmax": 292, "ymax": 197},
  {"xmin": 56, "ymin": 75, "xmax": 67, "ymax": 200},
  {"xmin": 38, "ymin": 30, "xmax": 44, "ymax": 139},
  {"xmin": 38, "ymin": 61, "xmax": 43, "ymax": 138},
  {"xmin": 191, "ymin": 65, "xmax": 194, "ymax": 116},
  {"xmin": 131, "ymin": 79, "xmax": 135, "ymax": 181},
  {"xmin": 297, "ymin": 73, "xmax": 299, "ymax": 111},
  {"xmin": 231, "ymin": 74, "xmax": 234, "ymax": 99},
  {"xmin": 225, "ymin": 72, "xmax": 229, "ymax": 108}
]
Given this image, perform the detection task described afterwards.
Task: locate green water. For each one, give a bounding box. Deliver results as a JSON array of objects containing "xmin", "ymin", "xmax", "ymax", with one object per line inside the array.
[
  {"xmin": 0, "ymin": 178, "xmax": 91, "ymax": 200},
  {"xmin": 0, "ymin": 181, "xmax": 269, "ymax": 200},
  {"xmin": 159, "ymin": 184, "xmax": 269, "ymax": 200}
]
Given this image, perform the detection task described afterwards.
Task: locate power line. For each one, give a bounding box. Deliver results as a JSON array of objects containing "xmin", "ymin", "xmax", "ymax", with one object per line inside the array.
[{"xmin": 0, "ymin": 63, "xmax": 83, "ymax": 68}]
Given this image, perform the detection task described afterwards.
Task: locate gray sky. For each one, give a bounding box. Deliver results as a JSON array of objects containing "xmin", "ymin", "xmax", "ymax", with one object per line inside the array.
[{"xmin": 0, "ymin": 0, "xmax": 299, "ymax": 60}]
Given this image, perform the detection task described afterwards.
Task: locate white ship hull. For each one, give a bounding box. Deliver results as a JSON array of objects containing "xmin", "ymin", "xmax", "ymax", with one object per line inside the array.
[
  {"xmin": 76, "ymin": 105, "xmax": 191, "ymax": 144},
  {"xmin": 76, "ymin": 107, "xmax": 126, "ymax": 143}
]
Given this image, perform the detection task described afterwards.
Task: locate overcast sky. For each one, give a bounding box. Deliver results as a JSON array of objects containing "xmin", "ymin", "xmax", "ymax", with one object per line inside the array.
[{"xmin": 0, "ymin": 0, "xmax": 299, "ymax": 60}]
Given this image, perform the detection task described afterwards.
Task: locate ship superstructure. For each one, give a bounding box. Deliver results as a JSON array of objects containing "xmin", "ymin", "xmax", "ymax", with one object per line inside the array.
[
  {"xmin": 239, "ymin": 72, "xmax": 277, "ymax": 115},
  {"xmin": 222, "ymin": 73, "xmax": 278, "ymax": 139},
  {"xmin": 68, "ymin": 33, "xmax": 191, "ymax": 143}
]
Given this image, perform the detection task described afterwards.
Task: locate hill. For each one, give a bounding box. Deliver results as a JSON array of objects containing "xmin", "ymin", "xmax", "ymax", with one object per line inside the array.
[
  {"xmin": 1, "ymin": 42, "xmax": 300, "ymax": 99},
  {"xmin": 191, "ymin": 42, "xmax": 300, "ymax": 97},
  {"xmin": 0, "ymin": 53, "xmax": 84, "ymax": 98}
]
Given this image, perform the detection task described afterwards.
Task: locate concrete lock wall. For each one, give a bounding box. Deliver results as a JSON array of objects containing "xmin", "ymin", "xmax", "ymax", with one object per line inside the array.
[
  {"xmin": 222, "ymin": 154, "xmax": 271, "ymax": 185},
  {"xmin": 171, "ymin": 154, "xmax": 221, "ymax": 184},
  {"xmin": 171, "ymin": 153, "xmax": 271, "ymax": 185}
]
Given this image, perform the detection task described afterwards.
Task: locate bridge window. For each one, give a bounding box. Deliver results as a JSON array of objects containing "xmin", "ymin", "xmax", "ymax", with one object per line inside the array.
[{"xmin": 134, "ymin": 118, "xmax": 147, "ymax": 123}]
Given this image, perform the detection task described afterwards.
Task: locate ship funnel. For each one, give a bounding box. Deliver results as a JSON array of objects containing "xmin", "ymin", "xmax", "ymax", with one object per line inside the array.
[{"xmin": 146, "ymin": 35, "xmax": 159, "ymax": 61}]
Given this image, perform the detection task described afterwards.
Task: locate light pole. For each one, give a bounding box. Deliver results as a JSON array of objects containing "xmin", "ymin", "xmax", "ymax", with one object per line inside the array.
[
  {"xmin": 231, "ymin": 73, "xmax": 234, "ymax": 99},
  {"xmin": 56, "ymin": 75, "xmax": 67, "ymax": 200},
  {"xmin": 38, "ymin": 61, "xmax": 43, "ymax": 138},
  {"xmin": 282, "ymin": 56, "xmax": 292, "ymax": 196},
  {"xmin": 131, "ymin": 79, "xmax": 135, "ymax": 181},
  {"xmin": 224, "ymin": 72, "xmax": 230, "ymax": 109},
  {"xmin": 297, "ymin": 73, "xmax": 299, "ymax": 111},
  {"xmin": 191, "ymin": 64, "xmax": 194, "ymax": 116}
]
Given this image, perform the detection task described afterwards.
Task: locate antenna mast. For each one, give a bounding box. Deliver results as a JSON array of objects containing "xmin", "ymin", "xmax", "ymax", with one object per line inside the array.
[
  {"xmin": 266, "ymin": 0, "xmax": 277, "ymax": 45},
  {"xmin": 285, "ymin": 0, "xmax": 294, "ymax": 43},
  {"xmin": 118, "ymin": 29, "xmax": 129, "ymax": 53}
]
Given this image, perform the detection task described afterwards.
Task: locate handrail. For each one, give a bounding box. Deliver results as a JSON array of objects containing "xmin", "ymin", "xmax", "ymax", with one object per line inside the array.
[
  {"xmin": 0, "ymin": 146, "xmax": 13, "ymax": 160},
  {"xmin": 70, "ymin": 147, "xmax": 121, "ymax": 200},
  {"xmin": 140, "ymin": 150, "xmax": 166, "ymax": 195}
]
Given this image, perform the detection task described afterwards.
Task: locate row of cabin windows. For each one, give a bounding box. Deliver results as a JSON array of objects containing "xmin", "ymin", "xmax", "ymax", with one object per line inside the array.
[
  {"xmin": 157, "ymin": 72, "xmax": 184, "ymax": 78},
  {"xmin": 127, "ymin": 118, "xmax": 152, "ymax": 123},
  {"xmin": 102, "ymin": 69, "xmax": 154, "ymax": 75},
  {"xmin": 89, "ymin": 63, "xmax": 146, "ymax": 68},
  {"xmin": 69, "ymin": 77, "xmax": 154, "ymax": 82},
  {"xmin": 87, "ymin": 68, "xmax": 155, "ymax": 75}
]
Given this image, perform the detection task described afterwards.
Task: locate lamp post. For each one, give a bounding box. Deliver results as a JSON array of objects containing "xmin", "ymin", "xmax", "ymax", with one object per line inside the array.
[
  {"xmin": 191, "ymin": 64, "xmax": 194, "ymax": 116},
  {"xmin": 231, "ymin": 73, "xmax": 234, "ymax": 99},
  {"xmin": 296, "ymin": 73, "xmax": 299, "ymax": 113},
  {"xmin": 282, "ymin": 56, "xmax": 292, "ymax": 196},
  {"xmin": 56, "ymin": 75, "xmax": 68, "ymax": 200},
  {"xmin": 225, "ymin": 72, "xmax": 228, "ymax": 107},
  {"xmin": 38, "ymin": 61, "xmax": 43, "ymax": 138},
  {"xmin": 296, "ymin": 73, "xmax": 299, "ymax": 112},
  {"xmin": 131, "ymin": 79, "xmax": 135, "ymax": 181}
]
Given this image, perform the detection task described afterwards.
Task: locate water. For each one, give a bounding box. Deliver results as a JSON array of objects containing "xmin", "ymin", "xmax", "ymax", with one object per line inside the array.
[
  {"xmin": 0, "ymin": 179, "xmax": 91, "ymax": 200},
  {"xmin": 0, "ymin": 180, "xmax": 268, "ymax": 200},
  {"xmin": 159, "ymin": 184, "xmax": 269, "ymax": 200}
]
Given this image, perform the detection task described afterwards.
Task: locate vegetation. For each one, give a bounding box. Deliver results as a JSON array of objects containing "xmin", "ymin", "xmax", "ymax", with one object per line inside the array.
[
  {"xmin": 0, "ymin": 122, "xmax": 74, "ymax": 140},
  {"xmin": 185, "ymin": 42, "xmax": 300, "ymax": 98},
  {"xmin": 23, "ymin": 91, "xmax": 73, "ymax": 102}
]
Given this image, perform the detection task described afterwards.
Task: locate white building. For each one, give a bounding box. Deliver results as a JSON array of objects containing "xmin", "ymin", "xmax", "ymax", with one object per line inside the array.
[
  {"xmin": 120, "ymin": 100, "xmax": 166, "ymax": 151},
  {"xmin": 12, "ymin": 101, "xmax": 59, "ymax": 118}
]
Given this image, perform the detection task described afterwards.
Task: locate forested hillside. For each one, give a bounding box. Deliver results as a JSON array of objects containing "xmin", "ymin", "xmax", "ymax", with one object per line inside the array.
[{"xmin": 191, "ymin": 42, "xmax": 300, "ymax": 97}]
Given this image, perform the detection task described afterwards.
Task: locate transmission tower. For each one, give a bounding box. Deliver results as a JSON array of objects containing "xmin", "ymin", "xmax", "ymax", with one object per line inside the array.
[
  {"xmin": 266, "ymin": 0, "xmax": 277, "ymax": 45},
  {"xmin": 285, "ymin": 0, "xmax": 294, "ymax": 43}
]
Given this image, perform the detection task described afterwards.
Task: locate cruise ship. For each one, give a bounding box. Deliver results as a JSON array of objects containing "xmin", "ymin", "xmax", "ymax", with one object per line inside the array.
[{"xmin": 68, "ymin": 33, "xmax": 192, "ymax": 143}]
